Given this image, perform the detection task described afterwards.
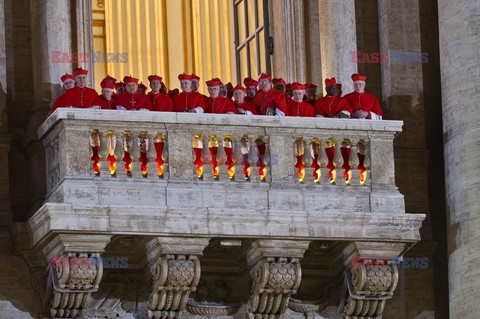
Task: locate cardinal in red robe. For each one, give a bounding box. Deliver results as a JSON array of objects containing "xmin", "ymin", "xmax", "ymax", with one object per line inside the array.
[
  {"xmin": 243, "ymin": 77, "xmax": 258, "ymax": 103},
  {"xmin": 92, "ymin": 77, "xmax": 116, "ymax": 110},
  {"xmin": 115, "ymin": 76, "xmax": 152, "ymax": 111},
  {"xmin": 172, "ymin": 73, "xmax": 205, "ymax": 113},
  {"xmin": 315, "ymin": 78, "xmax": 351, "ymax": 118},
  {"xmin": 51, "ymin": 73, "xmax": 76, "ymax": 112},
  {"xmin": 63, "ymin": 67, "xmax": 98, "ymax": 108},
  {"xmin": 233, "ymin": 85, "xmax": 258, "ymax": 115},
  {"xmin": 204, "ymin": 78, "xmax": 238, "ymax": 114},
  {"xmin": 253, "ymin": 73, "xmax": 287, "ymax": 116},
  {"xmin": 287, "ymin": 83, "xmax": 314, "ymax": 117},
  {"xmin": 147, "ymin": 75, "xmax": 174, "ymax": 112},
  {"xmin": 344, "ymin": 73, "xmax": 383, "ymax": 120}
]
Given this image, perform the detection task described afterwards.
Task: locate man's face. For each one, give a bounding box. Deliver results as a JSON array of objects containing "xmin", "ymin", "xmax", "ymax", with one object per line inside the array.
[
  {"xmin": 219, "ymin": 85, "xmax": 227, "ymax": 97},
  {"xmin": 191, "ymin": 79, "xmax": 199, "ymax": 92},
  {"xmin": 102, "ymin": 88, "xmax": 114, "ymax": 100},
  {"xmin": 306, "ymin": 88, "xmax": 316, "ymax": 100},
  {"xmin": 63, "ymin": 79, "xmax": 75, "ymax": 90},
  {"xmin": 259, "ymin": 79, "xmax": 271, "ymax": 92},
  {"xmin": 273, "ymin": 83, "xmax": 285, "ymax": 93},
  {"xmin": 150, "ymin": 80, "xmax": 161, "ymax": 93},
  {"xmin": 180, "ymin": 80, "xmax": 192, "ymax": 92},
  {"xmin": 208, "ymin": 86, "xmax": 220, "ymax": 98},
  {"xmin": 292, "ymin": 90, "xmax": 305, "ymax": 102},
  {"xmin": 325, "ymin": 85, "xmax": 336, "ymax": 96},
  {"xmin": 247, "ymin": 86, "xmax": 257, "ymax": 98},
  {"xmin": 125, "ymin": 82, "xmax": 138, "ymax": 94},
  {"xmin": 335, "ymin": 86, "xmax": 342, "ymax": 96},
  {"xmin": 354, "ymin": 81, "xmax": 366, "ymax": 93},
  {"xmin": 75, "ymin": 75, "xmax": 87, "ymax": 88},
  {"xmin": 233, "ymin": 90, "xmax": 245, "ymax": 103},
  {"xmin": 116, "ymin": 86, "xmax": 125, "ymax": 94}
]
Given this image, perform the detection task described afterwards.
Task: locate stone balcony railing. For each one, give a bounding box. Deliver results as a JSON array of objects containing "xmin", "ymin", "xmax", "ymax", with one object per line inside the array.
[{"xmin": 27, "ymin": 109, "xmax": 425, "ymax": 319}]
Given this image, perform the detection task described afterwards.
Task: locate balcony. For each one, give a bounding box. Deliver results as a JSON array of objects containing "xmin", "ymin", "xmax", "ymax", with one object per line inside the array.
[{"xmin": 28, "ymin": 109, "xmax": 424, "ymax": 319}]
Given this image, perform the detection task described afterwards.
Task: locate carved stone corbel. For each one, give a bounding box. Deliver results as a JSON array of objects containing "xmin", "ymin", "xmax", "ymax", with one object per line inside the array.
[
  {"xmin": 340, "ymin": 241, "xmax": 405, "ymax": 319},
  {"xmin": 41, "ymin": 234, "xmax": 112, "ymax": 318},
  {"xmin": 146, "ymin": 237, "xmax": 210, "ymax": 319},
  {"xmin": 246, "ymin": 240, "xmax": 310, "ymax": 319}
]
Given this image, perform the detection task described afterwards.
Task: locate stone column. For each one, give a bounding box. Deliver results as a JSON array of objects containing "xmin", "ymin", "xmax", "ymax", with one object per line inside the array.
[
  {"xmin": 246, "ymin": 240, "xmax": 310, "ymax": 318},
  {"xmin": 270, "ymin": 0, "xmax": 307, "ymax": 82},
  {"xmin": 73, "ymin": 0, "xmax": 95, "ymax": 87},
  {"xmin": 318, "ymin": 0, "xmax": 357, "ymax": 93},
  {"xmin": 438, "ymin": 0, "xmax": 480, "ymax": 317}
]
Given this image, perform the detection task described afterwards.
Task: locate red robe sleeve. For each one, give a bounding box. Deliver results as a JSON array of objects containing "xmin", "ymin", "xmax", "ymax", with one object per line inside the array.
[{"xmin": 51, "ymin": 93, "xmax": 72, "ymax": 112}]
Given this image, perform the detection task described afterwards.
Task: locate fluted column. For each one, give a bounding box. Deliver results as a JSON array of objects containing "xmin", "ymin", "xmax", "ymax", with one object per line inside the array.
[
  {"xmin": 438, "ymin": 0, "xmax": 480, "ymax": 317},
  {"xmin": 270, "ymin": 0, "xmax": 307, "ymax": 82},
  {"xmin": 318, "ymin": 0, "xmax": 357, "ymax": 93}
]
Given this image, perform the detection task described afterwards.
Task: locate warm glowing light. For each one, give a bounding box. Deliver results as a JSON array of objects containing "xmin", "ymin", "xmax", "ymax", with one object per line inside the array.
[
  {"xmin": 224, "ymin": 136, "xmax": 235, "ymax": 180},
  {"xmin": 107, "ymin": 155, "xmax": 117, "ymax": 175},
  {"xmin": 340, "ymin": 143, "xmax": 352, "ymax": 185},
  {"xmin": 154, "ymin": 133, "xmax": 165, "ymax": 178},
  {"xmin": 357, "ymin": 140, "xmax": 367, "ymax": 186},
  {"xmin": 295, "ymin": 155, "xmax": 305, "ymax": 183},
  {"xmin": 240, "ymin": 136, "xmax": 251, "ymax": 180},
  {"xmin": 329, "ymin": 169, "xmax": 337, "ymax": 184},
  {"xmin": 138, "ymin": 132, "xmax": 149, "ymax": 177},
  {"xmin": 325, "ymin": 141, "xmax": 336, "ymax": 185},
  {"xmin": 209, "ymin": 135, "xmax": 219, "ymax": 179},
  {"xmin": 90, "ymin": 130, "xmax": 101, "ymax": 175},
  {"xmin": 192, "ymin": 134, "xmax": 204, "ymax": 179},
  {"xmin": 123, "ymin": 131, "xmax": 133, "ymax": 175},
  {"xmin": 256, "ymin": 137, "xmax": 267, "ymax": 181},
  {"xmin": 311, "ymin": 139, "xmax": 321, "ymax": 183},
  {"xmin": 106, "ymin": 130, "xmax": 117, "ymax": 176}
]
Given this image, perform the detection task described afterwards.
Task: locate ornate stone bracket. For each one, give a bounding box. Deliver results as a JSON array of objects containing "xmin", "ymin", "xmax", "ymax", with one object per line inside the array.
[
  {"xmin": 341, "ymin": 260, "xmax": 398, "ymax": 319},
  {"xmin": 246, "ymin": 240, "xmax": 310, "ymax": 319},
  {"xmin": 41, "ymin": 234, "xmax": 112, "ymax": 318},
  {"xmin": 339, "ymin": 241, "xmax": 404, "ymax": 319},
  {"xmin": 146, "ymin": 237, "xmax": 209, "ymax": 319}
]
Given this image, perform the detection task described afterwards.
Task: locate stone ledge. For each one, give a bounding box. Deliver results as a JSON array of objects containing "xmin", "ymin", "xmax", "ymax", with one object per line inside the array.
[
  {"xmin": 28, "ymin": 203, "xmax": 425, "ymax": 248},
  {"xmin": 38, "ymin": 109, "xmax": 404, "ymax": 139}
]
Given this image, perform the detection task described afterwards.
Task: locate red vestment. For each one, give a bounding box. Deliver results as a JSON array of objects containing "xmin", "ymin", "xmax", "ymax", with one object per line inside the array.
[
  {"xmin": 92, "ymin": 95, "xmax": 116, "ymax": 110},
  {"xmin": 151, "ymin": 92, "xmax": 174, "ymax": 112},
  {"xmin": 344, "ymin": 91, "xmax": 383, "ymax": 119},
  {"xmin": 205, "ymin": 97, "xmax": 238, "ymax": 114},
  {"xmin": 51, "ymin": 92, "xmax": 73, "ymax": 112},
  {"xmin": 63, "ymin": 86, "xmax": 98, "ymax": 108},
  {"xmin": 115, "ymin": 92, "xmax": 152, "ymax": 110},
  {"xmin": 235, "ymin": 101, "xmax": 258, "ymax": 115},
  {"xmin": 253, "ymin": 89, "xmax": 287, "ymax": 115},
  {"xmin": 287, "ymin": 100, "xmax": 315, "ymax": 117},
  {"xmin": 315, "ymin": 96, "xmax": 352, "ymax": 117},
  {"xmin": 172, "ymin": 91, "xmax": 205, "ymax": 112}
]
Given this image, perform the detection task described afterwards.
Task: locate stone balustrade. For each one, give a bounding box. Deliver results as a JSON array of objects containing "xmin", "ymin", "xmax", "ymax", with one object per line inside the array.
[{"xmin": 27, "ymin": 109, "xmax": 425, "ymax": 319}]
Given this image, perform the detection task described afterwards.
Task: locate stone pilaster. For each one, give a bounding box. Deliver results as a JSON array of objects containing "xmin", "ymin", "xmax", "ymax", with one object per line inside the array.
[
  {"xmin": 146, "ymin": 237, "xmax": 210, "ymax": 319},
  {"xmin": 73, "ymin": 0, "xmax": 95, "ymax": 87},
  {"xmin": 246, "ymin": 240, "xmax": 310, "ymax": 319},
  {"xmin": 438, "ymin": 0, "xmax": 480, "ymax": 317},
  {"xmin": 318, "ymin": 0, "xmax": 357, "ymax": 93},
  {"xmin": 270, "ymin": 0, "xmax": 307, "ymax": 82},
  {"xmin": 41, "ymin": 234, "xmax": 111, "ymax": 318}
]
